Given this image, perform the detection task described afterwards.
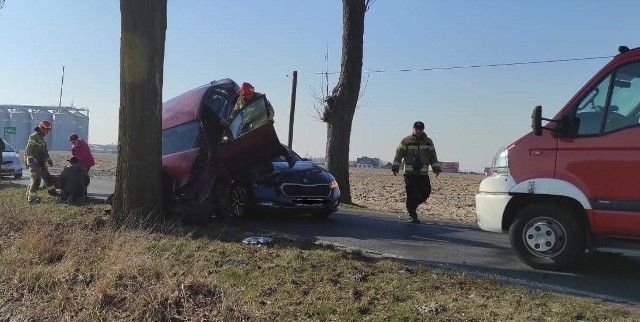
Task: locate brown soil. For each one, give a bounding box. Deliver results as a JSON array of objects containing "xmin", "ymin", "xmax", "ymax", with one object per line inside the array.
[{"xmin": 48, "ymin": 152, "xmax": 484, "ymax": 224}]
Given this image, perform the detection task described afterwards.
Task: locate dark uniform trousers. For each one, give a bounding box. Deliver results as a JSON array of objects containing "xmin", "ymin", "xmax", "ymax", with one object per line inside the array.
[{"xmin": 404, "ymin": 174, "xmax": 432, "ymax": 216}]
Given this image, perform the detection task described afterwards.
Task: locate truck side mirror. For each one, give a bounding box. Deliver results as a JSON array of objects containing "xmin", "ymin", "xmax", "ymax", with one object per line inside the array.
[{"xmin": 531, "ymin": 105, "xmax": 543, "ymax": 136}]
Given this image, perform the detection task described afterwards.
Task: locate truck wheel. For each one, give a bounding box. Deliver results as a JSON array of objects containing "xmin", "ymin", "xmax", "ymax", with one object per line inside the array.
[{"xmin": 509, "ymin": 203, "xmax": 585, "ymax": 271}]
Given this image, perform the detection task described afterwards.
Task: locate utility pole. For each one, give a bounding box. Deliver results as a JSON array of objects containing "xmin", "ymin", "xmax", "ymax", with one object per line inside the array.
[
  {"xmin": 287, "ymin": 70, "xmax": 297, "ymax": 149},
  {"xmin": 58, "ymin": 65, "xmax": 65, "ymax": 108}
]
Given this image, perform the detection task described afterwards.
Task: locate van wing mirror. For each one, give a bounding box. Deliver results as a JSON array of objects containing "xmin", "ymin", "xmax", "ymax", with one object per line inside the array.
[{"xmin": 531, "ymin": 105, "xmax": 543, "ymax": 136}]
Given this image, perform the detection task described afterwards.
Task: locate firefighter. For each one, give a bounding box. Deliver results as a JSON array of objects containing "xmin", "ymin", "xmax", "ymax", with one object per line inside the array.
[
  {"xmin": 392, "ymin": 121, "xmax": 441, "ymax": 223},
  {"xmin": 24, "ymin": 120, "xmax": 56, "ymax": 203}
]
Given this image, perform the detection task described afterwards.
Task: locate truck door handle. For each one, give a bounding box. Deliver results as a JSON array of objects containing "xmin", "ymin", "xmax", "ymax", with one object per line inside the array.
[{"xmin": 530, "ymin": 150, "xmax": 542, "ymax": 156}]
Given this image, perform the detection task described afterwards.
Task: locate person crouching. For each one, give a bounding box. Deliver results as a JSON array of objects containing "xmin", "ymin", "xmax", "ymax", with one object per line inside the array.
[{"xmin": 57, "ymin": 156, "xmax": 90, "ymax": 204}]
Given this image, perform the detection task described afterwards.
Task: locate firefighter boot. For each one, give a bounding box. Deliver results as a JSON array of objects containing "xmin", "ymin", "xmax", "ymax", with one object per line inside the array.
[{"xmin": 408, "ymin": 210, "xmax": 421, "ymax": 224}]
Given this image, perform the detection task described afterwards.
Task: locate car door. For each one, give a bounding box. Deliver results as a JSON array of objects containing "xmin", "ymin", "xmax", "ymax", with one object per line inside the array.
[
  {"xmin": 556, "ymin": 61, "xmax": 640, "ymax": 236},
  {"xmin": 216, "ymin": 95, "xmax": 284, "ymax": 176}
]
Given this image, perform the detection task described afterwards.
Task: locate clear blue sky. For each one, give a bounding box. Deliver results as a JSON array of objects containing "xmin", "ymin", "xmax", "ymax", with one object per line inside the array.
[{"xmin": 1, "ymin": 1, "xmax": 638, "ymax": 171}]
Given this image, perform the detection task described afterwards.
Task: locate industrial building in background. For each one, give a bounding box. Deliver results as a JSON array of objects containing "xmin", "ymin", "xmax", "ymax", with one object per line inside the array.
[{"xmin": 0, "ymin": 105, "xmax": 89, "ymax": 152}]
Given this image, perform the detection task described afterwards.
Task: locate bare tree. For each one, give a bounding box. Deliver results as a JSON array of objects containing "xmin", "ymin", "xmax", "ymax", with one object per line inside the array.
[
  {"xmin": 0, "ymin": 0, "xmax": 5, "ymax": 10},
  {"xmin": 322, "ymin": 0, "xmax": 372, "ymax": 203},
  {"xmin": 113, "ymin": 0, "xmax": 167, "ymax": 225}
]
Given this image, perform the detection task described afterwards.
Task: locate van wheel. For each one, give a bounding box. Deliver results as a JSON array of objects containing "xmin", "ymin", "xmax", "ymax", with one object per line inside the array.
[{"xmin": 509, "ymin": 203, "xmax": 585, "ymax": 271}]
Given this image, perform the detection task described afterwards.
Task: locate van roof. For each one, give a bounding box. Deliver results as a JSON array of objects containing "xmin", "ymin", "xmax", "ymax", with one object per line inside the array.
[{"xmin": 162, "ymin": 78, "xmax": 237, "ymax": 129}]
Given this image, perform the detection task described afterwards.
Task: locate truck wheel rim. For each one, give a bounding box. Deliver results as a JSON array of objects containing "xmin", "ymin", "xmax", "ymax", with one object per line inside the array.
[{"xmin": 523, "ymin": 217, "xmax": 566, "ymax": 256}]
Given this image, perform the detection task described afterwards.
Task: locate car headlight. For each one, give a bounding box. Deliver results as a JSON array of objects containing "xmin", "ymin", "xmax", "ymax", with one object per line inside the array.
[
  {"xmin": 329, "ymin": 180, "xmax": 338, "ymax": 189},
  {"xmin": 490, "ymin": 146, "xmax": 510, "ymax": 175}
]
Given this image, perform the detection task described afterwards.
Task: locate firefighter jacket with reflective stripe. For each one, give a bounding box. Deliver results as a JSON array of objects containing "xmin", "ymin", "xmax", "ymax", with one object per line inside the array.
[
  {"xmin": 393, "ymin": 132, "xmax": 441, "ymax": 175},
  {"xmin": 24, "ymin": 131, "xmax": 51, "ymax": 163},
  {"xmin": 230, "ymin": 93, "xmax": 274, "ymax": 123}
]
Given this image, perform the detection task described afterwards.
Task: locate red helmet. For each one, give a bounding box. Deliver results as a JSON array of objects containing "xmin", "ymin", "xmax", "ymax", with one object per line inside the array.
[
  {"xmin": 239, "ymin": 82, "xmax": 255, "ymax": 100},
  {"xmin": 38, "ymin": 120, "xmax": 52, "ymax": 131}
]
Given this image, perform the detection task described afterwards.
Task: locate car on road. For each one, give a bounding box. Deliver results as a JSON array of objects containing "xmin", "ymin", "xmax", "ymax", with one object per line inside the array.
[
  {"xmin": 251, "ymin": 147, "xmax": 340, "ymax": 218},
  {"xmin": 161, "ymin": 78, "xmax": 340, "ymax": 222},
  {"xmin": 1, "ymin": 139, "xmax": 23, "ymax": 179}
]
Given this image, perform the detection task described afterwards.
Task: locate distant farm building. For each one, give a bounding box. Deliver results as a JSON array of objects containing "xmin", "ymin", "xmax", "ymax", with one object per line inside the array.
[
  {"xmin": 0, "ymin": 105, "xmax": 89, "ymax": 151},
  {"xmin": 356, "ymin": 156, "xmax": 381, "ymax": 168},
  {"xmin": 440, "ymin": 161, "xmax": 460, "ymax": 173}
]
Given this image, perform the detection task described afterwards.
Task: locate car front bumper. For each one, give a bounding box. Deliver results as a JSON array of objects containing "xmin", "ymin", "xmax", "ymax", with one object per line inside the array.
[{"xmin": 253, "ymin": 185, "xmax": 341, "ymax": 214}]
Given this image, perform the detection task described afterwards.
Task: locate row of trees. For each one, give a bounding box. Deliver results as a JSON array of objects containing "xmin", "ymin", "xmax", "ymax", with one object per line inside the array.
[{"xmin": 115, "ymin": 0, "xmax": 374, "ymax": 222}]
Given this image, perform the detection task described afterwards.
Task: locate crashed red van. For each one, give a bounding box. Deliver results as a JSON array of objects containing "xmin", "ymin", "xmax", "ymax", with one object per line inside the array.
[
  {"xmin": 476, "ymin": 46, "xmax": 640, "ymax": 270},
  {"xmin": 161, "ymin": 78, "xmax": 341, "ymax": 223},
  {"xmin": 162, "ymin": 79, "xmax": 284, "ymax": 221}
]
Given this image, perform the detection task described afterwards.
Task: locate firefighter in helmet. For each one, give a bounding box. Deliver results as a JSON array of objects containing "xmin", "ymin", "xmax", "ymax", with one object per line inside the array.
[
  {"xmin": 24, "ymin": 120, "xmax": 56, "ymax": 203},
  {"xmin": 392, "ymin": 121, "xmax": 441, "ymax": 223}
]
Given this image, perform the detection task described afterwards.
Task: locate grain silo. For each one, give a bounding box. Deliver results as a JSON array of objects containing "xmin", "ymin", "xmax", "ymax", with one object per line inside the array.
[
  {"xmin": 52, "ymin": 110, "xmax": 77, "ymax": 151},
  {"xmin": 31, "ymin": 109, "xmax": 54, "ymax": 149},
  {"xmin": 9, "ymin": 109, "xmax": 32, "ymax": 149},
  {"xmin": 74, "ymin": 111, "xmax": 89, "ymax": 142}
]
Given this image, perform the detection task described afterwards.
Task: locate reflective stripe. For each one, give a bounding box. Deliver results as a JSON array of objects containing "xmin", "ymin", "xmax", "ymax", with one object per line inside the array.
[
  {"xmin": 396, "ymin": 144, "xmax": 407, "ymax": 151},
  {"xmin": 403, "ymin": 164, "xmax": 430, "ymax": 175}
]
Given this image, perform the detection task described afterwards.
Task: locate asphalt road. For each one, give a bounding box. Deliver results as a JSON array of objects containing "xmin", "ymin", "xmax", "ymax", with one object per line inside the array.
[{"xmin": 11, "ymin": 172, "xmax": 640, "ymax": 306}]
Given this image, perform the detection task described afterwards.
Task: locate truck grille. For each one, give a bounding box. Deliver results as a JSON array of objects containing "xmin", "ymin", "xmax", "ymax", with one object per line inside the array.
[{"xmin": 281, "ymin": 184, "xmax": 331, "ymax": 198}]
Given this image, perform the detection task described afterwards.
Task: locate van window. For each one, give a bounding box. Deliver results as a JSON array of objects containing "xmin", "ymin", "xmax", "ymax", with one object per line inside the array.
[
  {"xmin": 605, "ymin": 62, "xmax": 640, "ymax": 132},
  {"xmin": 162, "ymin": 120, "xmax": 201, "ymax": 156},
  {"xmin": 574, "ymin": 74, "xmax": 611, "ymax": 135},
  {"xmin": 204, "ymin": 88, "xmax": 230, "ymax": 119}
]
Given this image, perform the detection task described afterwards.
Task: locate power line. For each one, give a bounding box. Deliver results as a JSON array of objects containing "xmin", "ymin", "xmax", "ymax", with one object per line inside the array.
[{"xmin": 299, "ymin": 55, "xmax": 614, "ymax": 76}]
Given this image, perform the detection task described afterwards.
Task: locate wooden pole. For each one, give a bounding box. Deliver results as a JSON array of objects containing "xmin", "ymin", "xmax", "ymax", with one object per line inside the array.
[{"xmin": 287, "ymin": 70, "xmax": 298, "ymax": 149}]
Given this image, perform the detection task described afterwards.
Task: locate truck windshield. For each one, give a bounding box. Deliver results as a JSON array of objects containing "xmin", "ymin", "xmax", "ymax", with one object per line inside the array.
[{"xmin": 574, "ymin": 61, "xmax": 640, "ymax": 135}]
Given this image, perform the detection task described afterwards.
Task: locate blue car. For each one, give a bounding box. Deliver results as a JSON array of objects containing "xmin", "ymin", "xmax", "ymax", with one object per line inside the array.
[{"xmin": 249, "ymin": 147, "xmax": 340, "ymax": 218}]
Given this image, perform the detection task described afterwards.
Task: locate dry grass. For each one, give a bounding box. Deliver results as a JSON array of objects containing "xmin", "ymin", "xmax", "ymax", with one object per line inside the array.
[{"xmin": 0, "ymin": 183, "xmax": 636, "ymax": 321}]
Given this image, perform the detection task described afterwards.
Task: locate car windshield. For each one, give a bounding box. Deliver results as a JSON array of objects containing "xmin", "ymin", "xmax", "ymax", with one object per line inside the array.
[
  {"xmin": 2, "ymin": 140, "xmax": 14, "ymax": 152},
  {"xmin": 273, "ymin": 148, "xmax": 303, "ymax": 162},
  {"xmin": 228, "ymin": 95, "xmax": 271, "ymax": 140}
]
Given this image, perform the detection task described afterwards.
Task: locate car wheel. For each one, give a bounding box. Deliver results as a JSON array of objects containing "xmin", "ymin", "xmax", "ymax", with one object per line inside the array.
[
  {"xmin": 509, "ymin": 203, "xmax": 585, "ymax": 271},
  {"xmin": 14, "ymin": 173, "xmax": 22, "ymax": 179},
  {"xmin": 215, "ymin": 181, "xmax": 248, "ymax": 219},
  {"xmin": 228, "ymin": 184, "xmax": 248, "ymax": 217}
]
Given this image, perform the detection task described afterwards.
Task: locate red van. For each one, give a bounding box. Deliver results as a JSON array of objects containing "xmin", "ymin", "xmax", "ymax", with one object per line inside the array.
[
  {"xmin": 476, "ymin": 46, "xmax": 640, "ymax": 270},
  {"xmin": 162, "ymin": 79, "xmax": 285, "ymax": 222}
]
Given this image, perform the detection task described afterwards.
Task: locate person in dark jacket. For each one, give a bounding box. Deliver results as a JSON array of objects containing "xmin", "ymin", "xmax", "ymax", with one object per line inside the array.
[
  {"xmin": 392, "ymin": 121, "xmax": 442, "ymax": 223},
  {"xmin": 57, "ymin": 156, "xmax": 90, "ymax": 204}
]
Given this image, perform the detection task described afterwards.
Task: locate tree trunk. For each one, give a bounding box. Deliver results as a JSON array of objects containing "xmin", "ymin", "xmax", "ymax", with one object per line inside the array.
[
  {"xmin": 325, "ymin": 0, "xmax": 366, "ymax": 204},
  {"xmin": 113, "ymin": 0, "xmax": 167, "ymax": 225}
]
